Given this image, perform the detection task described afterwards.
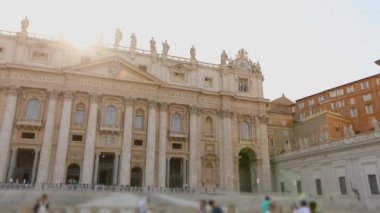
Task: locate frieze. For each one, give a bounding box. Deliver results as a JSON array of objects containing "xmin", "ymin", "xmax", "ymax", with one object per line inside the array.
[
  {"xmin": 67, "ymin": 77, "xmax": 157, "ymax": 94},
  {"xmin": 10, "ymin": 72, "xmax": 63, "ymax": 84}
]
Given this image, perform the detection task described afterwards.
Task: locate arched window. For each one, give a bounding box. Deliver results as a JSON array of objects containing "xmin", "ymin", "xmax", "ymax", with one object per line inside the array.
[
  {"xmin": 172, "ymin": 113, "xmax": 182, "ymax": 132},
  {"xmin": 240, "ymin": 121, "xmax": 250, "ymax": 140},
  {"xmin": 74, "ymin": 103, "xmax": 85, "ymax": 126},
  {"xmin": 104, "ymin": 105, "xmax": 117, "ymax": 125},
  {"xmin": 134, "ymin": 109, "xmax": 144, "ymax": 129},
  {"xmin": 26, "ymin": 99, "xmax": 41, "ymax": 120},
  {"xmin": 205, "ymin": 117, "xmax": 213, "ymax": 135}
]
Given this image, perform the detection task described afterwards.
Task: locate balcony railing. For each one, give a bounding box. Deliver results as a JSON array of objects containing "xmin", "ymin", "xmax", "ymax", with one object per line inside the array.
[
  {"xmin": 16, "ymin": 119, "xmax": 43, "ymax": 129},
  {"xmin": 169, "ymin": 131, "xmax": 188, "ymax": 139},
  {"xmin": 99, "ymin": 123, "xmax": 120, "ymax": 133}
]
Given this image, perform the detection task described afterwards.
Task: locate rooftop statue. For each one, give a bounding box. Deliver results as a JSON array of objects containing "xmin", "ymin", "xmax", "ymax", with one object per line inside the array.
[
  {"xmin": 221, "ymin": 50, "xmax": 228, "ymax": 65},
  {"xmin": 190, "ymin": 45, "xmax": 196, "ymax": 61},
  {"xmin": 130, "ymin": 33, "xmax": 137, "ymax": 50},
  {"xmin": 150, "ymin": 37, "xmax": 157, "ymax": 54},
  {"xmin": 20, "ymin": 17, "xmax": 29, "ymax": 33},
  {"xmin": 162, "ymin": 40, "xmax": 170, "ymax": 56},
  {"xmin": 114, "ymin": 28, "xmax": 123, "ymax": 48}
]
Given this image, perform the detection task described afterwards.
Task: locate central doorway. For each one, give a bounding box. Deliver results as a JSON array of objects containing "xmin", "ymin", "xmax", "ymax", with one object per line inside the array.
[
  {"xmin": 130, "ymin": 167, "xmax": 143, "ymax": 187},
  {"xmin": 239, "ymin": 148, "xmax": 257, "ymax": 192},
  {"xmin": 13, "ymin": 149, "xmax": 35, "ymax": 184},
  {"xmin": 169, "ymin": 158, "xmax": 183, "ymax": 188},
  {"xmin": 98, "ymin": 153, "xmax": 114, "ymax": 185},
  {"xmin": 66, "ymin": 164, "xmax": 80, "ymax": 184}
]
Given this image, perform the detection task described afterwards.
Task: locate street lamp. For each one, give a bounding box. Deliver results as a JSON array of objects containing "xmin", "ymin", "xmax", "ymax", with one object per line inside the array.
[{"xmin": 375, "ymin": 59, "xmax": 380, "ymax": 66}]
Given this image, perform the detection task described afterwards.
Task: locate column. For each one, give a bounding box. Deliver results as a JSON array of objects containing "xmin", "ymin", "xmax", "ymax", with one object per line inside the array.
[
  {"xmin": 145, "ymin": 101, "xmax": 157, "ymax": 187},
  {"xmin": 257, "ymin": 114, "xmax": 272, "ymax": 192},
  {"xmin": 218, "ymin": 114, "xmax": 225, "ymax": 188},
  {"xmin": 119, "ymin": 98, "xmax": 133, "ymax": 185},
  {"xmin": 222, "ymin": 110, "xmax": 234, "ymax": 191},
  {"xmin": 52, "ymin": 91, "xmax": 73, "ymax": 183},
  {"xmin": 0, "ymin": 86, "xmax": 19, "ymax": 182},
  {"xmin": 166, "ymin": 157, "xmax": 170, "ymax": 187},
  {"xmin": 183, "ymin": 159, "xmax": 188, "ymax": 186},
  {"xmin": 36, "ymin": 90, "xmax": 58, "ymax": 184},
  {"xmin": 6, "ymin": 148, "xmax": 18, "ymax": 182},
  {"xmin": 93, "ymin": 152, "xmax": 100, "ymax": 184},
  {"xmin": 189, "ymin": 106, "xmax": 199, "ymax": 188},
  {"xmin": 31, "ymin": 149, "xmax": 40, "ymax": 184},
  {"xmin": 113, "ymin": 153, "xmax": 119, "ymax": 185},
  {"xmin": 81, "ymin": 93, "xmax": 99, "ymax": 184},
  {"xmin": 158, "ymin": 102, "xmax": 168, "ymax": 188}
]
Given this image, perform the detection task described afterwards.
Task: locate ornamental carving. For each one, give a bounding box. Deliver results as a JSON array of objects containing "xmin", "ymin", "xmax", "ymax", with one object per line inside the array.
[
  {"xmin": 257, "ymin": 115, "xmax": 269, "ymax": 124},
  {"xmin": 124, "ymin": 97, "xmax": 134, "ymax": 106},
  {"xmin": 220, "ymin": 110, "xmax": 233, "ymax": 118},
  {"xmin": 228, "ymin": 48, "xmax": 262, "ymax": 74},
  {"xmin": 109, "ymin": 60, "xmax": 121, "ymax": 78}
]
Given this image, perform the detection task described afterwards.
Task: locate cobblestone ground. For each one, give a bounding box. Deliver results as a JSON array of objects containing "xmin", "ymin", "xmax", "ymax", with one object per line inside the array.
[{"xmin": 0, "ymin": 190, "xmax": 378, "ymax": 213}]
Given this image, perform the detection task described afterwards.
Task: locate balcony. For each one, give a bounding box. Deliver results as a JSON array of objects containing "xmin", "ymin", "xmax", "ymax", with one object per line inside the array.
[
  {"xmin": 16, "ymin": 119, "xmax": 43, "ymax": 129},
  {"xmin": 168, "ymin": 131, "xmax": 188, "ymax": 140},
  {"xmin": 99, "ymin": 123, "xmax": 121, "ymax": 134},
  {"xmin": 73, "ymin": 123, "xmax": 86, "ymax": 129}
]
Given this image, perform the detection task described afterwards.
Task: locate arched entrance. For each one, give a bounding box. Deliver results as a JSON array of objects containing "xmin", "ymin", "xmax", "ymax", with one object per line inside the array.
[
  {"xmin": 239, "ymin": 148, "xmax": 257, "ymax": 192},
  {"xmin": 66, "ymin": 164, "xmax": 80, "ymax": 184},
  {"xmin": 130, "ymin": 167, "xmax": 143, "ymax": 187}
]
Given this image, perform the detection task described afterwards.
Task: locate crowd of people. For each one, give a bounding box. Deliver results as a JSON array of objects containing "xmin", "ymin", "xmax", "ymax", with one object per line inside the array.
[{"xmin": 260, "ymin": 196, "xmax": 319, "ymax": 213}]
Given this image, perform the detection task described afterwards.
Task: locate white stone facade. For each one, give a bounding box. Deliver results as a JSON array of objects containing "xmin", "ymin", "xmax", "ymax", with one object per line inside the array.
[{"xmin": 0, "ymin": 29, "xmax": 271, "ymax": 192}]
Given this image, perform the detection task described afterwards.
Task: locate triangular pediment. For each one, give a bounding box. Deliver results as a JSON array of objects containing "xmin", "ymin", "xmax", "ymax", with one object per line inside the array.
[{"xmin": 64, "ymin": 56, "xmax": 161, "ymax": 84}]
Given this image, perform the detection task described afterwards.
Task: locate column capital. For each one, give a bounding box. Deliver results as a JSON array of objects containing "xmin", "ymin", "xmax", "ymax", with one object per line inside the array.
[
  {"xmin": 6, "ymin": 85, "xmax": 20, "ymax": 95},
  {"xmin": 10, "ymin": 147, "xmax": 18, "ymax": 152},
  {"xmin": 63, "ymin": 90, "xmax": 74, "ymax": 100},
  {"xmin": 124, "ymin": 97, "xmax": 134, "ymax": 106},
  {"xmin": 89, "ymin": 92, "xmax": 100, "ymax": 103},
  {"xmin": 47, "ymin": 90, "xmax": 59, "ymax": 99},
  {"xmin": 257, "ymin": 114, "xmax": 269, "ymax": 124},
  {"xmin": 220, "ymin": 110, "xmax": 233, "ymax": 118},
  {"xmin": 189, "ymin": 105, "xmax": 200, "ymax": 114},
  {"xmin": 148, "ymin": 100, "xmax": 157, "ymax": 109},
  {"xmin": 159, "ymin": 102, "xmax": 168, "ymax": 111}
]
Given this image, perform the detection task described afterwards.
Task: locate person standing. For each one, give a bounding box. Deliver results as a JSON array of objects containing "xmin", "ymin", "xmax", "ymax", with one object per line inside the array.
[
  {"xmin": 198, "ymin": 199, "xmax": 207, "ymax": 213},
  {"xmin": 260, "ymin": 196, "xmax": 271, "ymax": 213},
  {"xmin": 33, "ymin": 194, "xmax": 49, "ymax": 213},
  {"xmin": 208, "ymin": 200, "xmax": 223, "ymax": 213}
]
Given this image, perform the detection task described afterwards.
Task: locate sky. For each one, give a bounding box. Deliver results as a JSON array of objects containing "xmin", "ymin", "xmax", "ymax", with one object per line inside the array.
[{"xmin": 1, "ymin": 0, "xmax": 379, "ymax": 101}]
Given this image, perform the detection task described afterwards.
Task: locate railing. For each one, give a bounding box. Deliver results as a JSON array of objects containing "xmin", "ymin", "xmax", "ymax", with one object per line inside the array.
[
  {"xmin": 99, "ymin": 123, "xmax": 121, "ymax": 132},
  {"xmin": 16, "ymin": 119, "xmax": 43, "ymax": 127},
  {"xmin": 168, "ymin": 131, "xmax": 188, "ymax": 139},
  {"xmin": 0, "ymin": 183, "xmax": 225, "ymax": 195},
  {"xmin": 0, "ymin": 30, "xmax": 56, "ymax": 41}
]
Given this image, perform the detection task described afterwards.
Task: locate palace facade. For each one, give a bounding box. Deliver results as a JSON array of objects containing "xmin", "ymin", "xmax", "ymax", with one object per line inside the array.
[{"xmin": 0, "ymin": 24, "xmax": 271, "ymax": 192}]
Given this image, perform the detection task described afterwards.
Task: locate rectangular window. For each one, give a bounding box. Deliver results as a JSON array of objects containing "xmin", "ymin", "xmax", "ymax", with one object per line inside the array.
[
  {"xmin": 134, "ymin": 140, "xmax": 143, "ymax": 146},
  {"xmin": 138, "ymin": 65, "xmax": 147, "ymax": 71},
  {"xmin": 297, "ymin": 180, "xmax": 302, "ymax": 193},
  {"xmin": 280, "ymin": 182, "xmax": 285, "ymax": 193},
  {"xmin": 350, "ymin": 108, "xmax": 358, "ymax": 118},
  {"xmin": 21, "ymin": 132, "xmax": 35, "ymax": 139},
  {"xmin": 330, "ymin": 91, "xmax": 337, "ymax": 98},
  {"xmin": 336, "ymin": 89, "xmax": 344, "ymax": 96},
  {"xmin": 204, "ymin": 77, "xmax": 213, "ymax": 88},
  {"xmin": 368, "ymin": 174, "xmax": 379, "ymax": 195},
  {"xmin": 134, "ymin": 115, "xmax": 144, "ymax": 129},
  {"xmin": 350, "ymin": 98, "xmax": 355, "ymax": 105},
  {"xmin": 72, "ymin": 134, "xmax": 83, "ymax": 142},
  {"xmin": 74, "ymin": 110, "xmax": 85, "ymax": 125},
  {"xmin": 238, "ymin": 78, "xmax": 249, "ymax": 92},
  {"xmin": 377, "ymin": 79, "xmax": 380, "ymax": 85},
  {"xmin": 172, "ymin": 143, "xmax": 182, "ymax": 149},
  {"xmin": 361, "ymin": 81, "xmax": 370, "ymax": 89},
  {"xmin": 318, "ymin": 96, "xmax": 325, "ymax": 103},
  {"xmin": 365, "ymin": 104, "xmax": 374, "ymax": 114},
  {"xmin": 363, "ymin": 94, "xmax": 372, "ymax": 102},
  {"xmin": 308, "ymin": 99, "xmax": 315, "ymax": 106},
  {"xmin": 339, "ymin": 176, "xmax": 348, "ymax": 195},
  {"xmin": 315, "ymin": 178, "xmax": 323, "ymax": 195},
  {"xmin": 346, "ymin": 86, "xmax": 355, "ymax": 93},
  {"xmin": 299, "ymin": 113, "xmax": 306, "ymax": 121},
  {"xmin": 298, "ymin": 102, "xmax": 304, "ymax": 109}
]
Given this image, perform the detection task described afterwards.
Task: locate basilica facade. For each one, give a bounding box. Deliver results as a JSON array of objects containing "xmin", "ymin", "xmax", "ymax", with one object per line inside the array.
[{"xmin": 0, "ymin": 24, "xmax": 271, "ymax": 192}]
